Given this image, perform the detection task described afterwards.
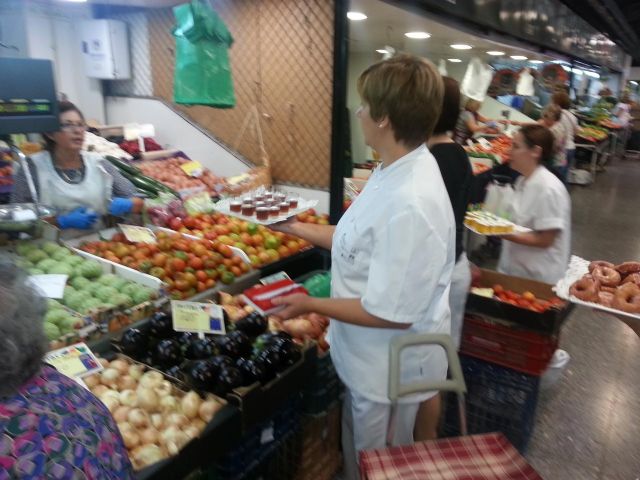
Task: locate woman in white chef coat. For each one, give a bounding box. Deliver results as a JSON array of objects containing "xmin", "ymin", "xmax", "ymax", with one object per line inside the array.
[
  {"xmin": 498, "ymin": 124, "xmax": 571, "ymax": 284},
  {"xmin": 272, "ymin": 55, "xmax": 455, "ymax": 479},
  {"xmin": 12, "ymin": 101, "xmax": 143, "ymax": 235}
]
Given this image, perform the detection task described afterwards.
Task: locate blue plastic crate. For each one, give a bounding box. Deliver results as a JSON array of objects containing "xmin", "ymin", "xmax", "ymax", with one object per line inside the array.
[
  {"xmin": 443, "ymin": 354, "xmax": 540, "ymax": 452},
  {"xmin": 301, "ymin": 352, "xmax": 343, "ymax": 415}
]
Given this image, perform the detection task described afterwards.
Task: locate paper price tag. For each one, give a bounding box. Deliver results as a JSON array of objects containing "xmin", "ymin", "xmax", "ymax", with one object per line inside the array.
[
  {"xmin": 44, "ymin": 343, "xmax": 103, "ymax": 379},
  {"xmin": 119, "ymin": 224, "xmax": 157, "ymax": 244},
  {"xmin": 478, "ymin": 137, "xmax": 492, "ymax": 149},
  {"xmin": 260, "ymin": 271, "xmax": 291, "ymax": 285},
  {"xmin": 171, "ymin": 301, "xmax": 226, "ymax": 335},
  {"xmin": 28, "ymin": 274, "xmax": 68, "ymax": 298},
  {"xmin": 180, "ymin": 161, "xmax": 203, "ymax": 177}
]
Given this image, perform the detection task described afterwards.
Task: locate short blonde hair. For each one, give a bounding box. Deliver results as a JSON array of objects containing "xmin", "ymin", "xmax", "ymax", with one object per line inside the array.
[
  {"xmin": 357, "ymin": 54, "xmax": 444, "ymax": 146},
  {"xmin": 465, "ymin": 99, "xmax": 482, "ymax": 112}
]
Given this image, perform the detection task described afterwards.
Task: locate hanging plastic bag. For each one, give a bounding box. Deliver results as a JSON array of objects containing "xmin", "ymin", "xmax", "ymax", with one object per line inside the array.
[
  {"xmin": 173, "ymin": 0, "xmax": 236, "ymax": 108},
  {"xmin": 516, "ymin": 68, "xmax": 535, "ymax": 96},
  {"xmin": 461, "ymin": 57, "xmax": 493, "ymax": 102},
  {"xmin": 484, "ymin": 181, "xmax": 515, "ymax": 219}
]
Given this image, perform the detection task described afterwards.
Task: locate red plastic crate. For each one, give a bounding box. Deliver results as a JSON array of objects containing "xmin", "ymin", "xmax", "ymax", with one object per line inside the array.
[{"xmin": 460, "ymin": 314, "xmax": 557, "ymax": 376}]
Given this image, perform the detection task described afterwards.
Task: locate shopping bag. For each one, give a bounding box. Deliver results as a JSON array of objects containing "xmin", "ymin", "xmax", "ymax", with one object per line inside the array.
[
  {"xmin": 173, "ymin": 0, "xmax": 236, "ymax": 108},
  {"xmin": 461, "ymin": 57, "xmax": 493, "ymax": 102},
  {"xmin": 484, "ymin": 181, "xmax": 515, "ymax": 219}
]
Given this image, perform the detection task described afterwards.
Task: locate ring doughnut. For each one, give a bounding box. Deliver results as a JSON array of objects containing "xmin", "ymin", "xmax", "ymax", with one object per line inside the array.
[
  {"xmin": 600, "ymin": 286, "xmax": 617, "ymax": 293},
  {"xmin": 612, "ymin": 283, "xmax": 640, "ymax": 314},
  {"xmin": 622, "ymin": 273, "xmax": 640, "ymax": 286},
  {"xmin": 570, "ymin": 277, "xmax": 600, "ymax": 302},
  {"xmin": 589, "ymin": 260, "xmax": 614, "ymax": 273},
  {"xmin": 615, "ymin": 262, "xmax": 640, "ymax": 277},
  {"xmin": 592, "ymin": 266, "xmax": 621, "ymax": 287},
  {"xmin": 598, "ymin": 291, "xmax": 615, "ymax": 307}
]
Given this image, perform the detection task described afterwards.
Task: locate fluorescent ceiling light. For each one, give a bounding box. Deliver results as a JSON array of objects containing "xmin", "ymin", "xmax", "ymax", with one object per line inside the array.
[
  {"xmin": 405, "ymin": 31, "xmax": 431, "ymax": 39},
  {"xmin": 376, "ymin": 49, "xmax": 389, "ymax": 54},
  {"xmin": 572, "ymin": 68, "xmax": 583, "ymax": 75},
  {"xmin": 448, "ymin": 58, "xmax": 462, "ymax": 63},
  {"xmin": 347, "ymin": 11, "xmax": 367, "ymax": 21},
  {"xmin": 529, "ymin": 60, "xmax": 544, "ymax": 64},
  {"xmin": 451, "ymin": 44, "xmax": 472, "ymax": 50},
  {"xmin": 585, "ymin": 71, "xmax": 600, "ymax": 78},
  {"xmin": 486, "ymin": 51, "xmax": 505, "ymax": 56},
  {"xmin": 631, "ymin": 81, "xmax": 638, "ymax": 86},
  {"xmin": 510, "ymin": 55, "xmax": 528, "ymax": 60}
]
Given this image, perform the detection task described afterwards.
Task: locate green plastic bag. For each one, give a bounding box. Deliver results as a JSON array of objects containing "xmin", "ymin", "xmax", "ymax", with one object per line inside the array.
[
  {"xmin": 303, "ymin": 273, "xmax": 331, "ymax": 298},
  {"xmin": 173, "ymin": 0, "xmax": 236, "ymax": 108}
]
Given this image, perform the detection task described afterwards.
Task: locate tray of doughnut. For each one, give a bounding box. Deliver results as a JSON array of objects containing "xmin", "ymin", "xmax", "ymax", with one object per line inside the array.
[{"xmin": 555, "ymin": 255, "xmax": 640, "ymax": 320}]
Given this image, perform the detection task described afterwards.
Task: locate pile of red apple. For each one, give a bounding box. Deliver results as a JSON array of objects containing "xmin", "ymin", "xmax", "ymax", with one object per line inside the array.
[
  {"xmin": 79, "ymin": 231, "xmax": 251, "ymax": 299},
  {"xmin": 164, "ymin": 213, "xmax": 311, "ymax": 267}
]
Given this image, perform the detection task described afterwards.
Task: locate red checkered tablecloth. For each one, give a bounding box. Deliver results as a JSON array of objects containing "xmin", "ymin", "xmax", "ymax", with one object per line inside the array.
[{"xmin": 359, "ymin": 432, "xmax": 542, "ymax": 480}]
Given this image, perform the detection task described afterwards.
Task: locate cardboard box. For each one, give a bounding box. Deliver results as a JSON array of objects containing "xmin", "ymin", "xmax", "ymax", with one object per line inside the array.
[{"xmin": 466, "ymin": 269, "xmax": 574, "ymax": 334}]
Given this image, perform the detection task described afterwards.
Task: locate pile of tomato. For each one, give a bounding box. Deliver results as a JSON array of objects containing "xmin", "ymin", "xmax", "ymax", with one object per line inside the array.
[{"xmin": 493, "ymin": 284, "xmax": 564, "ymax": 313}]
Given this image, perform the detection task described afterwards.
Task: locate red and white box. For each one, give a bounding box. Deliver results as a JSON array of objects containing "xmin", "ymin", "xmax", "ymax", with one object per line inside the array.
[{"xmin": 243, "ymin": 279, "xmax": 308, "ymax": 315}]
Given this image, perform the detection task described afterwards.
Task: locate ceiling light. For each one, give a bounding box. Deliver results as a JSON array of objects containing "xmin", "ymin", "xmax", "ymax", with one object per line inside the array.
[
  {"xmin": 486, "ymin": 51, "xmax": 505, "ymax": 56},
  {"xmin": 585, "ymin": 71, "xmax": 600, "ymax": 78},
  {"xmin": 529, "ymin": 60, "xmax": 544, "ymax": 64},
  {"xmin": 405, "ymin": 32, "xmax": 431, "ymax": 39},
  {"xmin": 347, "ymin": 11, "xmax": 367, "ymax": 21},
  {"xmin": 510, "ymin": 55, "xmax": 528, "ymax": 60},
  {"xmin": 451, "ymin": 44, "xmax": 472, "ymax": 50},
  {"xmin": 448, "ymin": 58, "xmax": 462, "ymax": 63},
  {"xmin": 631, "ymin": 81, "xmax": 638, "ymax": 86},
  {"xmin": 61, "ymin": 0, "xmax": 88, "ymax": 2},
  {"xmin": 376, "ymin": 49, "xmax": 389, "ymax": 54}
]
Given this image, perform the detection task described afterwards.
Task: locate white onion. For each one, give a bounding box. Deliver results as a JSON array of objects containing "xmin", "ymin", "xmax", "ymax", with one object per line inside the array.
[
  {"xmin": 118, "ymin": 375, "xmax": 137, "ymax": 391},
  {"xmin": 113, "ymin": 406, "xmax": 131, "ymax": 423},
  {"xmin": 100, "ymin": 368, "xmax": 120, "ymax": 387},
  {"xmin": 139, "ymin": 371, "xmax": 163, "ymax": 389},
  {"xmin": 99, "ymin": 389, "xmax": 120, "ymax": 404},
  {"xmin": 165, "ymin": 412, "xmax": 189, "ymax": 428},
  {"xmin": 132, "ymin": 444, "xmax": 165, "ymax": 469},
  {"xmin": 128, "ymin": 364, "xmax": 144, "ymax": 381},
  {"xmin": 91, "ymin": 385, "xmax": 109, "ymax": 397},
  {"xmin": 198, "ymin": 399, "xmax": 222, "ymax": 422},
  {"xmin": 110, "ymin": 359, "xmax": 129, "ymax": 374},
  {"xmin": 128, "ymin": 408, "xmax": 150, "ymax": 428},
  {"xmin": 121, "ymin": 429, "xmax": 140, "ymax": 449},
  {"xmin": 98, "ymin": 357, "xmax": 110, "ymax": 368},
  {"xmin": 119, "ymin": 389, "xmax": 137, "ymax": 407},
  {"xmin": 184, "ymin": 425, "xmax": 201, "ymax": 440},
  {"xmin": 190, "ymin": 418, "xmax": 206, "ymax": 431},
  {"xmin": 84, "ymin": 374, "xmax": 99, "ymax": 388},
  {"xmin": 154, "ymin": 380, "xmax": 173, "ymax": 397},
  {"xmin": 160, "ymin": 426, "xmax": 190, "ymax": 455},
  {"xmin": 180, "ymin": 392, "xmax": 201, "ymax": 419},
  {"xmin": 151, "ymin": 413, "xmax": 164, "ymax": 430},
  {"xmin": 136, "ymin": 387, "xmax": 159, "ymax": 412},
  {"xmin": 139, "ymin": 427, "xmax": 160, "ymax": 445},
  {"xmin": 101, "ymin": 397, "xmax": 120, "ymax": 413},
  {"xmin": 160, "ymin": 395, "xmax": 179, "ymax": 413}
]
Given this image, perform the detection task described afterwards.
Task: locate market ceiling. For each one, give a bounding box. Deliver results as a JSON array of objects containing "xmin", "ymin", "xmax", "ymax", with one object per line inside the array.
[{"xmin": 560, "ymin": 0, "xmax": 640, "ymax": 64}]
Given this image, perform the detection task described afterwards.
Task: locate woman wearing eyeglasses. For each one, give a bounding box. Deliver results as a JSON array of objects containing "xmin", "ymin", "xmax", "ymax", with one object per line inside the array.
[{"xmin": 11, "ymin": 101, "xmax": 142, "ymax": 233}]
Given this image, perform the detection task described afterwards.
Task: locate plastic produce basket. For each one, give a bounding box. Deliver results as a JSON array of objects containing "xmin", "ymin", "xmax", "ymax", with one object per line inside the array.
[
  {"xmin": 442, "ymin": 354, "xmax": 540, "ymax": 452},
  {"xmin": 460, "ymin": 314, "xmax": 558, "ymax": 376},
  {"xmin": 301, "ymin": 351, "xmax": 343, "ymax": 415}
]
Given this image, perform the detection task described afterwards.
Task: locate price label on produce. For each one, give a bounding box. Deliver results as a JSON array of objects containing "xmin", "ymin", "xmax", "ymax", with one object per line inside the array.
[
  {"xmin": 171, "ymin": 301, "xmax": 226, "ymax": 335},
  {"xmin": 44, "ymin": 342, "xmax": 103, "ymax": 379},
  {"xmin": 260, "ymin": 271, "xmax": 291, "ymax": 285},
  {"xmin": 119, "ymin": 224, "xmax": 157, "ymax": 244},
  {"xmin": 28, "ymin": 274, "xmax": 68, "ymax": 299},
  {"xmin": 180, "ymin": 161, "xmax": 203, "ymax": 177}
]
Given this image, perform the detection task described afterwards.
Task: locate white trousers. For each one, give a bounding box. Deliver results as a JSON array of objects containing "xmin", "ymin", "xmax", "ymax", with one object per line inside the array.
[
  {"xmin": 340, "ymin": 387, "xmax": 420, "ymax": 480},
  {"xmin": 450, "ymin": 253, "xmax": 472, "ymax": 350}
]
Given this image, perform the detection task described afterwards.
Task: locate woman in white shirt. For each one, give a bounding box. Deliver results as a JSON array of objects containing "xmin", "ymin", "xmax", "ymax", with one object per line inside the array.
[
  {"xmin": 272, "ymin": 55, "xmax": 455, "ymax": 479},
  {"xmin": 498, "ymin": 125, "xmax": 571, "ymax": 284},
  {"xmin": 552, "ymin": 91, "xmax": 579, "ymax": 173}
]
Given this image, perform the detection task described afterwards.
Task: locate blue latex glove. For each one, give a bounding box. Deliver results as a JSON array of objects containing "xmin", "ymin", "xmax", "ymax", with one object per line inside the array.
[
  {"xmin": 108, "ymin": 197, "xmax": 134, "ymax": 216},
  {"xmin": 58, "ymin": 207, "xmax": 98, "ymax": 230}
]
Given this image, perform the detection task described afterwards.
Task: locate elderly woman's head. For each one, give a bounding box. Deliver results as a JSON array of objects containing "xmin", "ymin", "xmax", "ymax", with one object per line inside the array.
[
  {"xmin": 0, "ymin": 257, "xmax": 47, "ymax": 396},
  {"xmin": 356, "ymin": 54, "xmax": 444, "ymax": 151}
]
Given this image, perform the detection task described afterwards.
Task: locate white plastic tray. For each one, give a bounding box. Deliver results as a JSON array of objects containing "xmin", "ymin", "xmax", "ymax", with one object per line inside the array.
[
  {"xmin": 214, "ymin": 197, "xmax": 318, "ymax": 226},
  {"xmin": 554, "ymin": 255, "xmax": 640, "ymax": 321}
]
